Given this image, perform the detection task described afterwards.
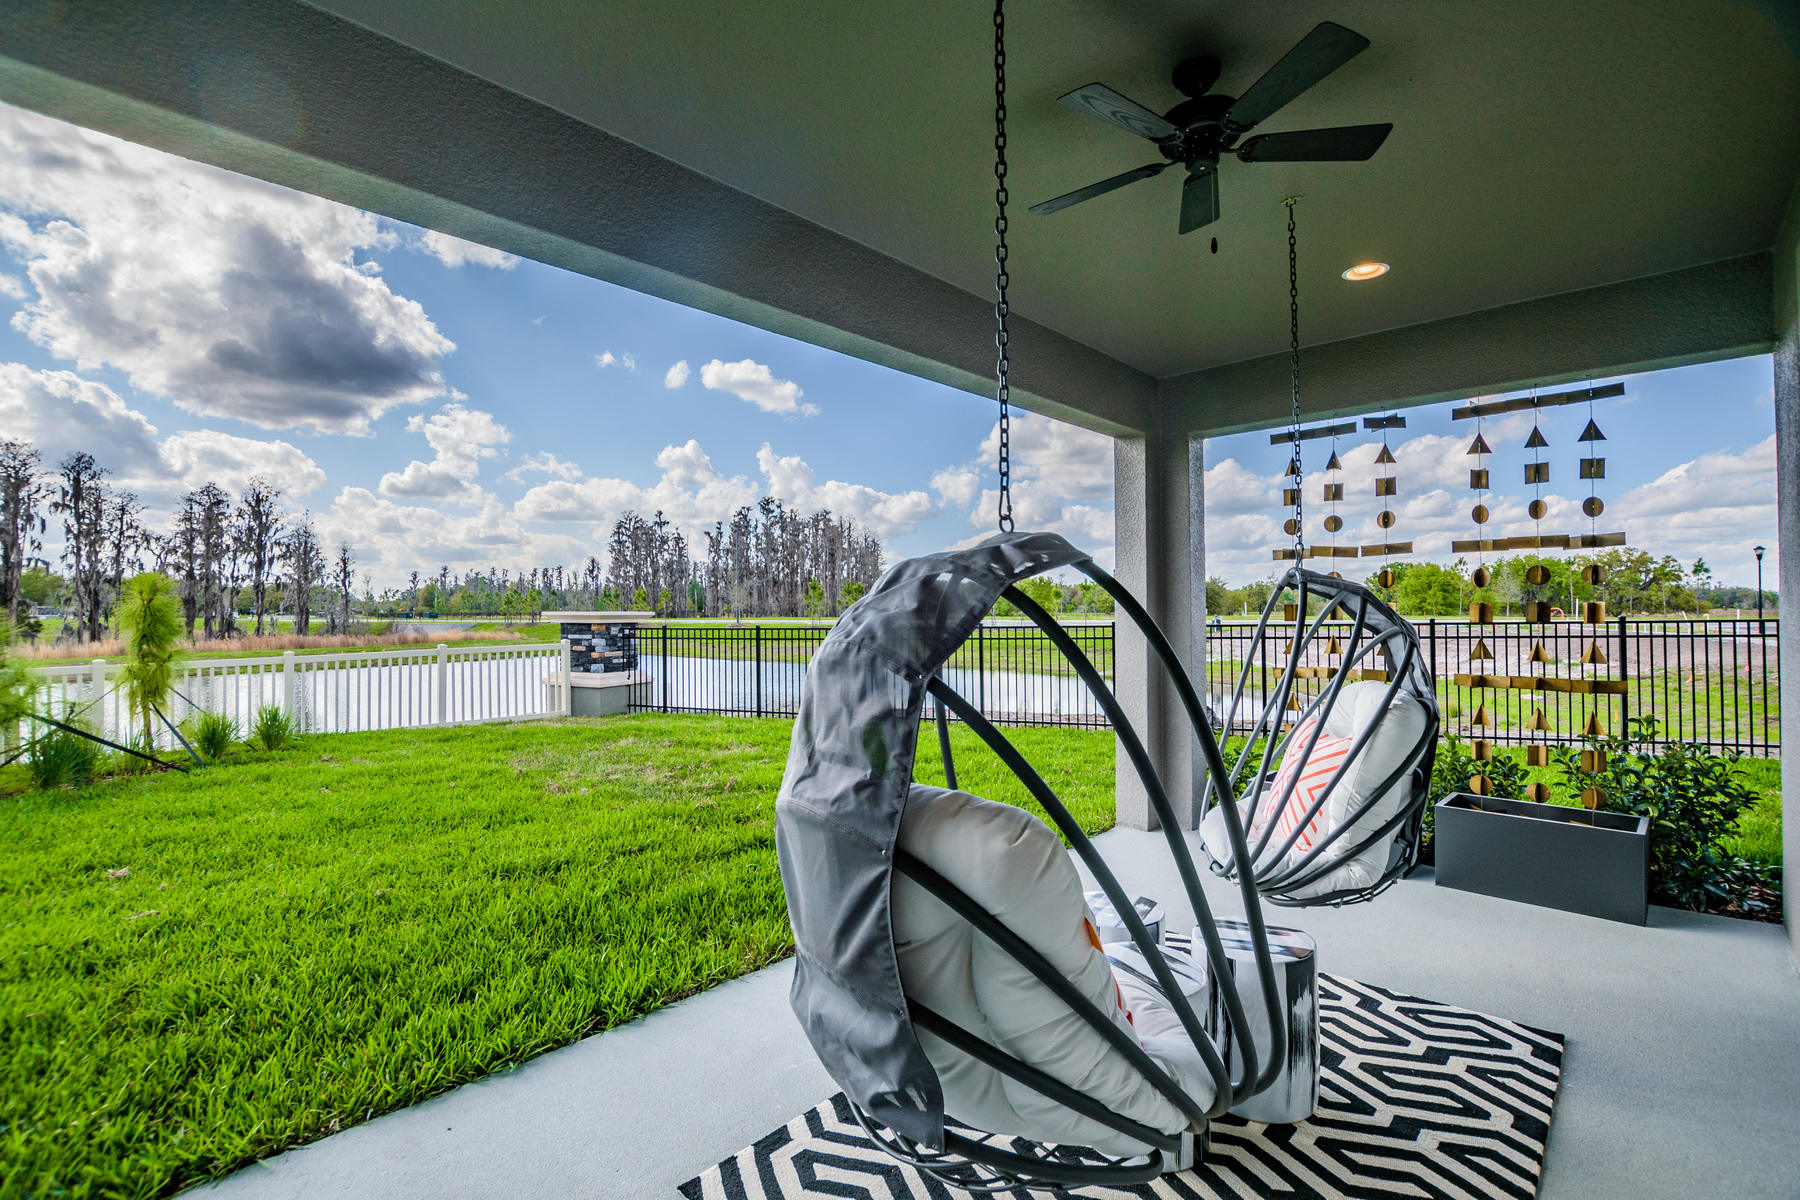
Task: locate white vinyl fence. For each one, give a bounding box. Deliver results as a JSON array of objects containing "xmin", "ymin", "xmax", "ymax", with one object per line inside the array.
[{"xmin": 27, "ymin": 641, "xmax": 574, "ymax": 749}]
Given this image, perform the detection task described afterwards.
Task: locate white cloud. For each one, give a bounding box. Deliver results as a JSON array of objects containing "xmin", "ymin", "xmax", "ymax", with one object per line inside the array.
[
  {"xmin": 937, "ymin": 411, "xmax": 1116, "ymax": 559},
  {"xmin": 0, "ymin": 273, "xmax": 23, "ymax": 298},
  {"xmin": 502, "ymin": 451, "xmax": 583, "ymax": 484},
  {"xmin": 664, "ymin": 359, "xmax": 690, "ymax": 388},
  {"xmin": 159, "ymin": 429, "xmax": 326, "ymax": 497},
  {"xmin": 595, "ymin": 351, "xmax": 636, "ymax": 370},
  {"xmin": 418, "ymin": 229, "xmax": 519, "ymax": 270},
  {"xmin": 512, "ymin": 438, "xmax": 934, "ymax": 540},
  {"xmin": 378, "ymin": 401, "xmax": 510, "ymax": 505},
  {"xmin": 0, "ymin": 102, "xmax": 454, "ymax": 433},
  {"xmin": 316, "ymin": 486, "xmax": 588, "ymax": 581},
  {"xmin": 700, "ymin": 358, "xmax": 817, "ymax": 416},
  {"xmin": 756, "ymin": 445, "xmax": 935, "ymax": 535},
  {"xmin": 0, "ymin": 363, "xmax": 163, "ymax": 481}
]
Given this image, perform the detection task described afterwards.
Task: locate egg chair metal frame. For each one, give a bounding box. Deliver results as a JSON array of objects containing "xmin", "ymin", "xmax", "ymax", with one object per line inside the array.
[
  {"xmin": 775, "ymin": 532, "xmax": 1289, "ymax": 1194},
  {"xmin": 1205, "ymin": 565, "xmax": 1441, "ymax": 907}
]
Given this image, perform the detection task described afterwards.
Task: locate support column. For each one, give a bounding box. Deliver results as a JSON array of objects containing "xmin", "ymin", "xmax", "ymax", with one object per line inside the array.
[
  {"xmin": 1775, "ymin": 178, "xmax": 1799, "ymax": 953},
  {"xmin": 1112, "ymin": 427, "xmax": 1206, "ymax": 831}
]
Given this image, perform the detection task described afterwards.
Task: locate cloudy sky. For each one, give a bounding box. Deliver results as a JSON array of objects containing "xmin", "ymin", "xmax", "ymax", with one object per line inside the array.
[{"xmin": 0, "ymin": 101, "xmax": 1777, "ymax": 591}]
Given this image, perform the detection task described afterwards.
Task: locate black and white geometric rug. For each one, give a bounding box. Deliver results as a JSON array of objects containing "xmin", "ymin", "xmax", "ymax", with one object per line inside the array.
[{"xmin": 678, "ymin": 976, "xmax": 1564, "ymax": 1199}]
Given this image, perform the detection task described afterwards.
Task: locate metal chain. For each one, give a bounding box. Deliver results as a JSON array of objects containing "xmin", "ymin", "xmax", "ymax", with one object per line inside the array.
[
  {"xmin": 1286, "ymin": 197, "xmax": 1301, "ymax": 558},
  {"xmin": 993, "ymin": 0, "xmax": 1013, "ymax": 533}
]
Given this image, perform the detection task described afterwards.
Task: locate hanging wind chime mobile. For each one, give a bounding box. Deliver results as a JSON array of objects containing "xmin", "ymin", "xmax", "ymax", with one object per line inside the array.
[
  {"xmin": 1447, "ymin": 382, "xmax": 1629, "ymax": 805},
  {"xmin": 1362, "ymin": 413, "xmax": 1409, "ymax": 585}
]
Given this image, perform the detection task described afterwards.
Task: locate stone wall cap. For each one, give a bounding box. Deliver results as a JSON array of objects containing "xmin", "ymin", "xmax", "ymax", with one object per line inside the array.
[{"xmin": 542, "ymin": 611, "xmax": 657, "ymax": 622}]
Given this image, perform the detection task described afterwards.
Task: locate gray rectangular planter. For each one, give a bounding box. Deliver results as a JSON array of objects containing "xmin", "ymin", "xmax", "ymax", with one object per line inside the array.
[{"xmin": 1435, "ymin": 793, "xmax": 1649, "ymax": 925}]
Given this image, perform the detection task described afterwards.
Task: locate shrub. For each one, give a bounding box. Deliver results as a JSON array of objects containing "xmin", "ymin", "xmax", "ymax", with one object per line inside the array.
[
  {"xmin": 249, "ymin": 704, "xmax": 298, "ymax": 752},
  {"xmin": 1557, "ymin": 717, "xmax": 1762, "ymax": 912},
  {"xmin": 28, "ymin": 723, "xmax": 103, "ymax": 789},
  {"xmin": 187, "ymin": 709, "xmax": 240, "ymax": 762},
  {"xmin": 116, "ymin": 572, "xmax": 183, "ymax": 742},
  {"xmin": 1421, "ymin": 736, "xmax": 1527, "ymax": 859}
]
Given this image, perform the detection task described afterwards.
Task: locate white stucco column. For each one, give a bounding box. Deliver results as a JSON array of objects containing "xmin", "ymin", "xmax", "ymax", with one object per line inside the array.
[
  {"xmin": 1775, "ymin": 180, "xmax": 1799, "ymax": 954},
  {"xmin": 1112, "ymin": 428, "xmax": 1206, "ymax": 831}
]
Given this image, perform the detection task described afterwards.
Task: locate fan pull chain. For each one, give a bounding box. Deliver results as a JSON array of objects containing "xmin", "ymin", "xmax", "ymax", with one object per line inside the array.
[
  {"xmin": 993, "ymin": 0, "xmax": 1014, "ymax": 533},
  {"xmin": 1286, "ymin": 197, "xmax": 1302, "ymax": 560}
]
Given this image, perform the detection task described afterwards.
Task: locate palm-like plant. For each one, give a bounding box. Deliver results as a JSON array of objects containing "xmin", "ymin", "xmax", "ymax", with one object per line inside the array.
[
  {"xmin": 116, "ymin": 572, "xmax": 183, "ymax": 744},
  {"xmin": 0, "ymin": 619, "xmax": 36, "ymax": 757}
]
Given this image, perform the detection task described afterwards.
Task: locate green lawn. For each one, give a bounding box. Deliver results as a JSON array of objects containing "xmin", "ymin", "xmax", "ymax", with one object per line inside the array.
[{"xmin": 0, "ymin": 713, "xmax": 1115, "ymax": 1199}]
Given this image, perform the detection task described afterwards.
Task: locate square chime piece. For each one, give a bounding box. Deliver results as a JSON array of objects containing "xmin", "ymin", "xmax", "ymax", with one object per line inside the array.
[
  {"xmin": 1283, "ymin": 487, "xmax": 1300, "ymax": 506},
  {"xmin": 1322, "ymin": 483, "xmax": 1344, "ymax": 502},
  {"xmin": 1471, "ymin": 739, "xmax": 1494, "ymax": 761},
  {"xmin": 1580, "ymin": 457, "xmax": 1606, "ymax": 480},
  {"xmin": 1468, "ymin": 601, "xmax": 1494, "ymax": 624},
  {"xmin": 1374, "ymin": 477, "xmax": 1398, "ymax": 497},
  {"xmin": 1580, "ymin": 749, "xmax": 1608, "ymax": 773},
  {"xmin": 1525, "ymin": 462, "xmax": 1551, "ymax": 485},
  {"xmin": 1523, "ymin": 601, "xmax": 1554, "ymax": 624},
  {"xmin": 1584, "ymin": 601, "xmax": 1607, "ymax": 624},
  {"xmin": 1525, "ymin": 745, "xmax": 1551, "ymax": 767},
  {"xmin": 1469, "ymin": 468, "xmax": 1489, "ymax": 489}
]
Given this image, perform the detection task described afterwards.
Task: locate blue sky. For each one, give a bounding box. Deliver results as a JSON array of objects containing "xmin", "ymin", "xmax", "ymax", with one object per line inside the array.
[{"xmin": 0, "ymin": 101, "xmax": 1776, "ymax": 592}]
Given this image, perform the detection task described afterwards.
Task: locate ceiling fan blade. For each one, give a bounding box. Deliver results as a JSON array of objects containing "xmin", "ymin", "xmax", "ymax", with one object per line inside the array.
[
  {"xmin": 1030, "ymin": 162, "xmax": 1169, "ymax": 216},
  {"xmin": 1178, "ymin": 169, "xmax": 1219, "ymax": 234},
  {"xmin": 1236, "ymin": 123, "xmax": 1392, "ymax": 163},
  {"xmin": 1058, "ymin": 83, "xmax": 1180, "ymax": 142},
  {"xmin": 1224, "ymin": 22, "xmax": 1370, "ymax": 133}
]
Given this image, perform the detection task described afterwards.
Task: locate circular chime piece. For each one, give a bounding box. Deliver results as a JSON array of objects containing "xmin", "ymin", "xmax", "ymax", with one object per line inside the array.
[
  {"xmin": 1472, "ymin": 566, "xmax": 1492, "ymax": 587},
  {"xmin": 1323, "ymin": 514, "xmax": 1343, "ymax": 533},
  {"xmin": 1328, "ymin": 571, "xmax": 1343, "ymax": 579},
  {"xmin": 1581, "ymin": 564, "xmax": 1607, "ymax": 586},
  {"xmin": 1376, "ymin": 509, "xmax": 1397, "ymax": 529},
  {"xmin": 1526, "ymin": 564, "xmax": 1551, "ymax": 585},
  {"xmin": 1583, "ymin": 496, "xmax": 1605, "ymax": 518},
  {"xmin": 1471, "ymin": 504, "xmax": 1490, "ymax": 525},
  {"xmin": 1377, "ymin": 568, "xmax": 1396, "ymax": 587},
  {"xmin": 1528, "ymin": 498, "xmax": 1548, "ymax": 520},
  {"xmin": 1283, "ymin": 517, "xmax": 1301, "ymax": 536}
]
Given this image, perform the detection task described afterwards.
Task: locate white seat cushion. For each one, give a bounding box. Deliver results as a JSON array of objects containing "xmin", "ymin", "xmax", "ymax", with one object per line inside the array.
[
  {"xmin": 1200, "ymin": 680, "xmax": 1426, "ymax": 898},
  {"xmin": 893, "ymin": 785, "xmax": 1215, "ymax": 1154}
]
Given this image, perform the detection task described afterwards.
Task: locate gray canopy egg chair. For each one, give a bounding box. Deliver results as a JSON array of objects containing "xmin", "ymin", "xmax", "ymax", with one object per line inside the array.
[{"xmin": 774, "ymin": 533, "xmax": 1429, "ymax": 1192}]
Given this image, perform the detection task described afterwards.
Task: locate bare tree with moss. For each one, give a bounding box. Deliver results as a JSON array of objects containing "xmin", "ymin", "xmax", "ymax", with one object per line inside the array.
[
  {"xmin": 238, "ymin": 477, "xmax": 285, "ymax": 635},
  {"xmin": 0, "ymin": 439, "xmax": 47, "ymax": 626}
]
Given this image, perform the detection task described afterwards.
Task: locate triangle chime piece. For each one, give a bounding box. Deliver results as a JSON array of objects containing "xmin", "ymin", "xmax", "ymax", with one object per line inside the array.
[
  {"xmin": 1528, "ymin": 641, "xmax": 1552, "ymax": 664},
  {"xmin": 1578, "ymin": 418, "xmax": 1607, "ymax": 442},
  {"xmin": 1470, "ymin": 704, "xmax": 1491, "ymax": 726},
  {"xmin": 1525, "ymin": 427, "xmax": 1549, "ymax": 449},
  {"xmin": 1324, "ymin": 637, "xmax": 1343, "ymax": 655},
  {"xmin": 1583, "ymin": 712, "xmax": 1607, "ymax": 738},
  {"xmin": 1375, "ymin": 444, "xmax": 1396, "ymax": 465},
  {"xmin": 1525, "ymin": 707, "xmax": 1551, "ymax": 732},
  {"xmin": 1469, "ymin": 639, "xmax": 1493, "ymax": 660},
  {"xmin": 1325, "ymin": 451, "xmax": 1342, "ymax": 471},
  {"xmin": 1286, "ymin": 458, "xmax": 1303, "ymax": 477},
  {"xmin": 1467, "ymin": 434, "xmax": 1492, "ymax": 456},
  {"xmin": 1581, "ymin": 641, "xmax": 1609, "ymax": 665}
]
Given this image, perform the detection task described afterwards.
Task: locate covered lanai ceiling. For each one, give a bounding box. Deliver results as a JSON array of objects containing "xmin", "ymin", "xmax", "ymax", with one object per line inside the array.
[{"xmin": 310, "ymin": 0, "xmax": 1800, "ymax": 380}]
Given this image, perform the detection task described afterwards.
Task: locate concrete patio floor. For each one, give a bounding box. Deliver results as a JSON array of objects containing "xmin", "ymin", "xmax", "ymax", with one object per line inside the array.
[{"xmin": 199, "ymin": 827, "xmax": 1800, "ymax": 1200}]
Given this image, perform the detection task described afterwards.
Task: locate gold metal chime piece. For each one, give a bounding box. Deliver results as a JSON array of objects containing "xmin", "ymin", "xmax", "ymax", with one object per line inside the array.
[{"xmin": 1363, "ymin": 414, "xmax": 1410, "ymax": 586}]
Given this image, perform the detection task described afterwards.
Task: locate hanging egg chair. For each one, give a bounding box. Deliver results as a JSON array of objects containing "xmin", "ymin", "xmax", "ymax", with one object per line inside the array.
[
  {"xmin": 775, "ymin": 531, "xmax": 1291, "ymax": 1192},
  {"xmin": 1198, "ymin": 565, "xmax": 1441, "ymax": 907}
]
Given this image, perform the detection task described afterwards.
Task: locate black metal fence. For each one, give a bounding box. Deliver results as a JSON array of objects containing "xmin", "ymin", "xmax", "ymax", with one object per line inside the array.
[{"xmin": 629, "ymin": 617, "xmax": 1780, "ymax": 755}]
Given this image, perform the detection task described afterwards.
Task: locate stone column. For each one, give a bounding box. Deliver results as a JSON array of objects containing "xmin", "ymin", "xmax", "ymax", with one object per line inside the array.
[{"xmin": 1112, "ymin": 426, "xmax": 1207, "ymax": 831}]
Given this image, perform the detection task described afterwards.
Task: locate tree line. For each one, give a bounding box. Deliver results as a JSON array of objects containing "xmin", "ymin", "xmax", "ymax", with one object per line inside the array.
[
  {"xmin": 1206, "ymin": 547, "xmax": 1778, "ymax": 621},
  {"xmin": 0, "ymin": 438, "xmax": 356, "ymax": 644},
  {"xmin": 0, "ymin": 437, "xmax": 895, "ymax": 638}
]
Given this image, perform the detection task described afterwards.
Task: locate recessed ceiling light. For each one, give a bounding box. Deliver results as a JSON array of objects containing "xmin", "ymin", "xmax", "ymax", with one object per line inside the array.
[{"xmin": 1342, "ymin": 262, "xmax": 1390, "ymax": 281}]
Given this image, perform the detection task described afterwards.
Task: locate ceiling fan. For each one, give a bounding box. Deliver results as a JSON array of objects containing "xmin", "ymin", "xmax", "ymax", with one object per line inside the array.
[{"xmin": 1030, "ymin": 21, "xmax": 1392, "ymax": 234}]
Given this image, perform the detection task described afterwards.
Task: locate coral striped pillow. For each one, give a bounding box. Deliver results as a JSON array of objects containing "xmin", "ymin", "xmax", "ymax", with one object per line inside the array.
[{"xmin": 1267, "ymin": 719, "xmax": 1355, "ymax": 854}]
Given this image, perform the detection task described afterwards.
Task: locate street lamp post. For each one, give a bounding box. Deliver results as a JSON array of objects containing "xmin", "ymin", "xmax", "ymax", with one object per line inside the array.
[{"xmin": 1753, "ymin": 545, "xmax": 1765, "ymax": 634}]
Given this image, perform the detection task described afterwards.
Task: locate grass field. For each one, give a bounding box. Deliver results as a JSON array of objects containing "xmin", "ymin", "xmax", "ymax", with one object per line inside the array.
[{"xmin": 0, "ymin": 713, "xmax": 1114, "ymax": 1199}]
